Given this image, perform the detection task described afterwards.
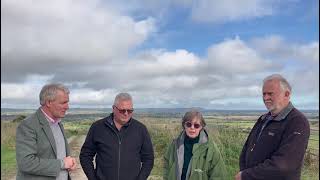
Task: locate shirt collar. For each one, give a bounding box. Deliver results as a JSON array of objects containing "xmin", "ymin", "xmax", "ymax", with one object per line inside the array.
[
  {"xmin": 261, "ymin": 102, "xmax": 294, "ymax": 121},
  {"xmin": 273, "ymin": 102, "xmax": 294, "ymax": 121},
  {"xmin": 40, "ymin": 108, "xmax": 61, "ymax": 125}
]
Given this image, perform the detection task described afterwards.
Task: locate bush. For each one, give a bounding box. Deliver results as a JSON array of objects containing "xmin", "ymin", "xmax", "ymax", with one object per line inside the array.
[{"xmin": 12, "ymin": 115, "xmax": 26, "ymax": 123}]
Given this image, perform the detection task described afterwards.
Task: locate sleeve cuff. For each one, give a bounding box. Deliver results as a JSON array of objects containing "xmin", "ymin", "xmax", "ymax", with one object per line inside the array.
[{"xmin": 60, "ymin": 159, "xmax": 66, "ymax": 170}]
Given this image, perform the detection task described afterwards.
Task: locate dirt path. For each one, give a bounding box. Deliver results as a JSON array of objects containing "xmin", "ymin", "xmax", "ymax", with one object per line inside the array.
[
  {"xmin": 8, "ymin": 135, "xmax": 86, "ymax": 180},
  {"xmin": 10, "ymin": 135, "xmax": 162, "ymax": 180},
  {"xmin": 68, "ymin": 135, "xmax": 87, "ymax": 180},
  {"xmin": 68, "ymin": 135, "xmax": 163, "ymax": 180}
]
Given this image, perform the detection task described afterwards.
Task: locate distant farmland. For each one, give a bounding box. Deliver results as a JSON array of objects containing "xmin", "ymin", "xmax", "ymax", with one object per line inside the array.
[{"xmin": 1, "ymin": 108, "xmax": 319, "ymax": 180}]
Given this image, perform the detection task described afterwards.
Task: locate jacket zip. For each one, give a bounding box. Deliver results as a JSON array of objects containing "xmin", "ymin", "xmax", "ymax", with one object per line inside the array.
[
  {"xmin": 117, "ymin": 136, "xmax": 121, "ymax": 180},
  {"xmin": 250, "ymin": 115, "xmax": 273, "ymax": 152},
  {"xmin": 250, "ymin": 143, "xmax": 255, "ymax": 152},
  {"xmin": 107, "ymin": 123, "xmax": 122, "ymax": 180}
]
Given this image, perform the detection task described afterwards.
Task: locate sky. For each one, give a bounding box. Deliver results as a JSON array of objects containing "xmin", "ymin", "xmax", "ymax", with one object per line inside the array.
[{"xmin": 1, "ymin": 0, "xmax": 319, "ymax": 110}]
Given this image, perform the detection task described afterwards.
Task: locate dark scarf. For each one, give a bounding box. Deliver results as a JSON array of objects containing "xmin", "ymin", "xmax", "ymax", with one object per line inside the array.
[{"xmin": 181, "ymin": 135, "xmax": 200, "ymax": 180}]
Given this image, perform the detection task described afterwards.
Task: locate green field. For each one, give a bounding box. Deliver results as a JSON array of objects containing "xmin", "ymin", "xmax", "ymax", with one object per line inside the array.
[{"xmin": 1, "ymin": 114, "xmax": 319, "ymax": 180}]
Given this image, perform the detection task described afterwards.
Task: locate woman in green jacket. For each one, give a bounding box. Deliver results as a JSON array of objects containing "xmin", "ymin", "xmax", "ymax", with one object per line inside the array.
[{"xmin": 164, "ymin": 110, "xmax": 226, "ymax": 180}]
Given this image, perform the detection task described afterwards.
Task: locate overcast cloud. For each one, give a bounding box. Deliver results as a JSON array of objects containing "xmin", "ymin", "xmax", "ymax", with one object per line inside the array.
[{"xmin": 1, "ymin": 0, "xmax": 319, "ymax": 110}]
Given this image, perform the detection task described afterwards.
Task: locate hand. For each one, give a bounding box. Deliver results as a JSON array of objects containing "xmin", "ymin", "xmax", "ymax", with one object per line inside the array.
[
  {"xmin": 70, "ymin": 157, "xmax": 77, "ymax": 171},
  {"xmin": 64, "ymin": 156, "xmax": 77, "ymax": 171},
  {"xmin": 235, "ymin": 171, "xmax": 242, "ymax": 180}
]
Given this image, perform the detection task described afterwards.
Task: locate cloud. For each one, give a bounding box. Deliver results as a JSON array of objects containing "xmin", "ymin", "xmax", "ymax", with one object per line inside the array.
[
  {"xmin": 93, "ymin": 0, "xmax": 289, "ymax": 24},
  {"xmin": 2, "ymin": 34, "xmax": 318, "ymax": 109},
  {"xmin": 1, "ymin": 82, "xmax": 43, "ymax": 108},
  {"xmin": 250, "ymin": 35, "xmax": 319, "ymax": 63},
  {"xmin": 70, "ymin": 88, "xmax": 117, "ymax": 106},
  {"xmin": 190, "ymin": 0, "xmax": 275, "ymax": 23},
  {"xmin": 1, "ymin": 0, "xmax": 318, "ymax": 109},
  {"xmin": 1, "ymin": 0, "xmax": 156, "ymax": 82},
  {"xmin": 1, "ymin": 83, "xmax": 38, "ymax": 100},
  {"xmin": 249, "ymin": 36, "xmax": 319, "ymax": 106},
  {"xmin": 205, "ymin": 36, "xmax": 277, "ymax": 74},
  {"xmin": 2, "ymin": 33, "xmax": 318, "ymax": 109},
  {"xmin": 133, "ymin": 49, "xmax": 200, "ymax": 76}
]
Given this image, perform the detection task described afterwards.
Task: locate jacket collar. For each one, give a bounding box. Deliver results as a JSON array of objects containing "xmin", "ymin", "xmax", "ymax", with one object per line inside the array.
[
  {"xmin": 175, "ymin": 129, "xmax": 209, "ymax": 180},
  {"xmin": 36, "ymin": 108, "xmax": 58, "ymax": 156},
  {"xmin": 177, "ymin": 129, "xmax": 209, "ymax": 147},
  {"xmin": 105, "ymin": 113, "xmax": 132, "ymax": 128},
  {"xmin": 261, "ymin": 102, "xmax": 294, "ymax": 121},
  {"xmin": 198, "ymin": 129, "xmax": 209, "ymax": 144}
]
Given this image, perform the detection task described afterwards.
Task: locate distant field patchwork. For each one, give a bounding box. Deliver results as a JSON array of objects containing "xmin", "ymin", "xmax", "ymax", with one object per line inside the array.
[{"xmin": 1, "ymin": 111, "xmax": 319, "ymax": 180}]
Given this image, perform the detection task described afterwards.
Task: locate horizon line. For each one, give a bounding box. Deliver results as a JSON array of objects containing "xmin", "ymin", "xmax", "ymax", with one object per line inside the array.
[{"xmin": 1, "ymin": 107, "xmax": 319, "ymax": 111}]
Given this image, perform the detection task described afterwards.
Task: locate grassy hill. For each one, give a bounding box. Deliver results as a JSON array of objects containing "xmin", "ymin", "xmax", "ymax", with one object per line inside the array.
[{"xmin": 1, "ymin": 111, "xmax": 319, "ymax": 180}]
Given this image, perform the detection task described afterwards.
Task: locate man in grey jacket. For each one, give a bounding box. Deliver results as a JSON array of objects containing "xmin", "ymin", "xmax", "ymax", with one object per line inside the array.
[{"xmin": 16, "ymin": 83, "xmax": 77, "ymax": 180}]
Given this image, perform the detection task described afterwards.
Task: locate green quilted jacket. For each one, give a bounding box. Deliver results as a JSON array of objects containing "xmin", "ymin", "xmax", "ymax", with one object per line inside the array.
[{"xmin": 164, "ymin": 129, "xmax": 226, "ymax": 180}]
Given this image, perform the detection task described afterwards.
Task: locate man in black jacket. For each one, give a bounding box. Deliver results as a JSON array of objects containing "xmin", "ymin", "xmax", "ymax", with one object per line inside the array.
[
  {"xmin": 80, "ymin": 93, "xmax": 154, "ymax": 180},
  {"xmin": 235, "ymin": 74, "xmax": 310, "ymax": 180}
]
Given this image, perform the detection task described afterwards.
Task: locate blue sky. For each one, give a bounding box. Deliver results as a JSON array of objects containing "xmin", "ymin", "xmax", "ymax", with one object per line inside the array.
[{"xmin": 1, "ymin": 0, "xmax": 319, "ymax": 110}]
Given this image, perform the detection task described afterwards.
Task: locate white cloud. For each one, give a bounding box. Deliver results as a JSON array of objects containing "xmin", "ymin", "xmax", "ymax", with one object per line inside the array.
[
  {"xmin": 296, "ymin": 42, "xmax": 319, "ymax": 63},
  {"xmin": 134, "ymin": 49, "xmax": 200, "ymax": 75},
  {"xmin": 1, "ymin": 0, "xmax": 156, "ymax": 64},
  {"xmin": 146, "ymin": 75, "xmax": 198, "ymax": 89},
  {"xmin": 70, "ymin": 88, "xmax": 117, "ymax": 106},
  {"xmin": 88, "ymin": 0, "xmax": 287, "ymax": 24},
  {"xmin": 1, "ymin": 0, "xmax": 318, "ymax": 112},
  {"xmin": 250, "ymin": 35, "xmax": 319, "ymax": 63},
  {"xmin": 3, "ymin": 34, "xmax": 318, "ymax": 109},
  {"xmin": 1, "ymin": 83, "xmax": 42, "ymax": 108},
  {"xmin": 206, "ymin": 36, "xmax": 276, "ymax": 74},
  {"xmin": 190, "ymin": 0, "xmax": 275, "ymax": 23}
]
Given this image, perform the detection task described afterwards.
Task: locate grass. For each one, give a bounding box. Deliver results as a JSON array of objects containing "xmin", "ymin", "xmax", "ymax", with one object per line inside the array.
[
  {"xmin": 308, "ymin": 131, "xmax": 319, "ymax": 151},
  {"xmin": 63, "ymin": 120, "xmax": 96, "ymax": 137},
  {"xmin": 1, "ymin": 121, "xmax": 18, "ymax": 179},
  {"xmin": 1, "ymin": 145, "xmax": 16, "ymax": 178},
  {"xmin": 143, "ymin": 117, "xmax": 319, "ymax": 180},
  {"xmin": 212, "ymin": 127, "xmax": 247, "ymax": 179},
  {"xmin": 1, "ymin": 115, "xmax": 319, "ymax": 180}
]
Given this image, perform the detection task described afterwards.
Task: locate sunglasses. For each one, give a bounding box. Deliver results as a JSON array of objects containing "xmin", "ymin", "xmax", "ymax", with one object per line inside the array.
[
  {"xmin": 114, "ymin": 106, "xmax": 134, "ymax": 114},
  {"xmin": 184, "ymin": 122, "xmax": 201, "ymax": 129}
]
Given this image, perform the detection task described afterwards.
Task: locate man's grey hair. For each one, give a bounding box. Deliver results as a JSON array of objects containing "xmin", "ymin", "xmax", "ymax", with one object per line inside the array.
[
  {"xmin": 40, "ymin": 83, "xmax": 70, "ymax": 105},
  {"xmin": 113, "ymin": 93, "xmax": 133, "ymax": 106},
  {"xmin": 263, "ymin": 74, "xmax": 292, "ymax": 93}
]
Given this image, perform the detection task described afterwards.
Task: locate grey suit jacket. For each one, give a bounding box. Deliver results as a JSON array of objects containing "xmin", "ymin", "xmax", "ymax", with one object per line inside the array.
[{"xmin": 16, "ymin": 108, "xmax": 71, "ymax": 180}]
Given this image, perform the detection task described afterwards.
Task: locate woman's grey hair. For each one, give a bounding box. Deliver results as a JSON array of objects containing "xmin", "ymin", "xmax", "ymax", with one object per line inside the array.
[
  {"xmin": 113, "ymin": 93, "xmax": 132, "ymax": 106},
  {"xmin": 39, "ymin": 83, "xmax": 69, "ymax": 105},
  {"xmin": 263, "ymin": 74, "xmax": 292, "ymax": 93},
  {"xmin": 182, "ymin": 109, "xmax": 206, "ymax": 128}
]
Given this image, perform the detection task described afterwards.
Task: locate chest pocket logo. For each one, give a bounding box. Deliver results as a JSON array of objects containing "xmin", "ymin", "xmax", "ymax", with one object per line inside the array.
[
  {"xmin": 194, "ymin": 169, "xmax": 204, "ymax": 173},
  {"xmin": 268, "ymin": 131, "xmax": 275, "ymax": 136},
  {"xmin": 293, "ymin": 131, "xmax": 301, "ymax": 135}
]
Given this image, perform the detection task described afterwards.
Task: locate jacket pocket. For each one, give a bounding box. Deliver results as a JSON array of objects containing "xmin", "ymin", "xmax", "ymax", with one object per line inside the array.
[{"xmin": 190, "ymin": 168, "xmax": 208, "ymax": 180}]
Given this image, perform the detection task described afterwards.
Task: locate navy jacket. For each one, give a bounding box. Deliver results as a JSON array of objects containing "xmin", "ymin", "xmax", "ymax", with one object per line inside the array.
[
  {"xmin": 240, "ymin": 102, "xmax": 310, "ymax": 180},
  {"xmin": 80, "ymin": 113, "xmax": 154, "ymax": 180}
]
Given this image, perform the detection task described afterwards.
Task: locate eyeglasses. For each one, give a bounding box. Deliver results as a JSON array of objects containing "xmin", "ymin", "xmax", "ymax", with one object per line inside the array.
[
  {"xmin": 114, "ymin": 105, "xmax": 134, "ymax": 114},
  {"xmin": 184, "ymin": 122, "xmax": 201, "ymax": 129}
]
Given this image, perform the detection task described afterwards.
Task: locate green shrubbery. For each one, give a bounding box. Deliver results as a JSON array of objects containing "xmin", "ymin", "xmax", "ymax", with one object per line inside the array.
[
  {"xmin": 1, "ymin": 116, "xmax": 318, "ymax": 180},
  {"xmin": 1, "ymin": 121, "xmax": 19, "ymax": 179},
  {"xmin": 145, "ymin": 119, "xmax": 319, "ymax": 180}
]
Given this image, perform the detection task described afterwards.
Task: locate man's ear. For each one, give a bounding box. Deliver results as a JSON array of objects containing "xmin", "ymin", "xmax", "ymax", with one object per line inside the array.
[
  {"xmin": 284, "ymin": 90, "xmax": 290, "ymax": 98},
  {"xmin": 45, "ymin": 100, "xmax": 52, "ymax": 107}
]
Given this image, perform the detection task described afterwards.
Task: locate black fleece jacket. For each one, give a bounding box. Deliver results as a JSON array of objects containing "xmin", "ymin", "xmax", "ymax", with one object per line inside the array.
[
  {"xmin": 80, "ymin": 113, "xmax": 154, "ymax": 180},
  {"xmin": 239, "ymin": 102, "xmax": 310, "ymax": 180}
]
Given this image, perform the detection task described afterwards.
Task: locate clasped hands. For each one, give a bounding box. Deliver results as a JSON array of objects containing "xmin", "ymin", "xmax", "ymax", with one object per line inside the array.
[{"xmin": 64, "ymin": 156, "xmax": 77, "ymax": 171}]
